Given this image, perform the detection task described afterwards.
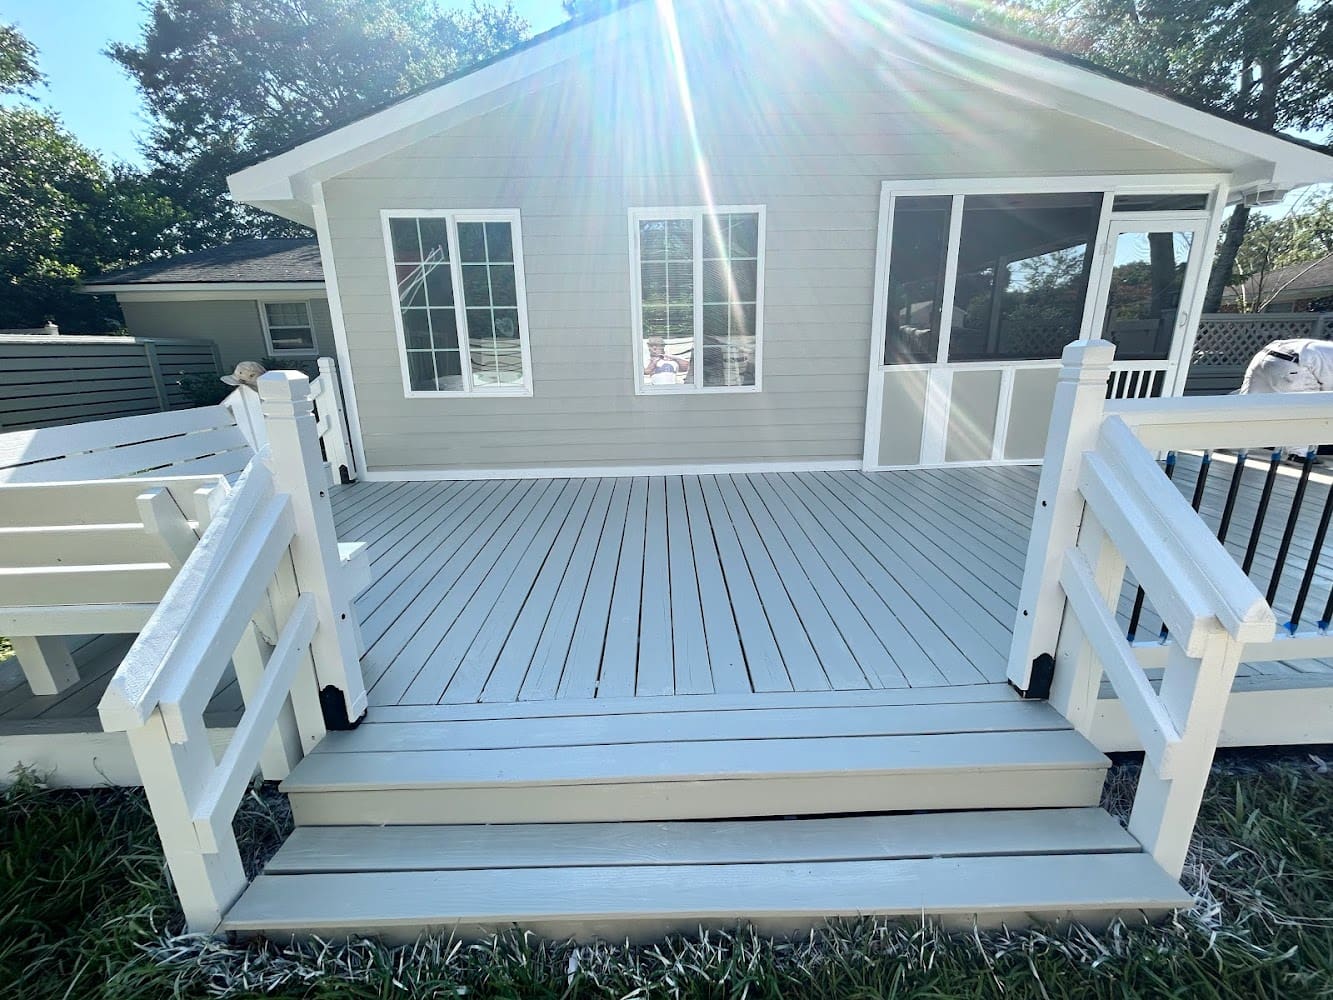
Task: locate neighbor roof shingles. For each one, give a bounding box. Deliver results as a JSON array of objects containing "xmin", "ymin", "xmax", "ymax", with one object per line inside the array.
[{"xmin": 87, "ymin": 238, "xmax": 323, "ymax": 285}]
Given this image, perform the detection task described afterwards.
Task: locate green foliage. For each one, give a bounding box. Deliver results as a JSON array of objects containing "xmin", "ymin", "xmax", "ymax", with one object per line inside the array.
[
  {"xmin": 110, "ymin": 0, "xmax": 530, "ymax": 245},
  {"xmin": 1231, "ymin": 192, "xmax": 1333, "ymax": 310},
  {"xmin": 0, "ymin": 106, "xmax": 186, "ymax": 331},
  {"xmin": 0, "ymin": 25, "xmax": 188, "ymax": 332},
  {"xmin": 0, "ymin": 22, "xmax": 40, "ymax": 96},
  {"xmin": 2, "ymin": 757, "xmax": 1333, "ymax": 997}
]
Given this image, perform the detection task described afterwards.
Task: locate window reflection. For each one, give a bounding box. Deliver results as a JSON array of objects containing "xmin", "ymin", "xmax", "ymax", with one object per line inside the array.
[
  {"xmin": 884, "ymin": 196, "xmax": 950, "ymax": 364},
  {"xmin": 1102, "ymin": 231, "xmax": 1194, "ymax": 361},
  {"xmin": 948, "ymin": 192, "xmax": 1101, "ymax": 361}
]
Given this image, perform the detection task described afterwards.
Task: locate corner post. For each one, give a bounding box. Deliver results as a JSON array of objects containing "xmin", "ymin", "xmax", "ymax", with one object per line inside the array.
[
  {"xmin": 1007, "ymin": 339, "xmax": 1117, "ymax": 695},
  {"xmin": 316, "ymin": 357, "xmax": 355, "ymax": 483},
  {"xmin": 257, "ymin": 371, "xmax": 367, "ymax": 726}
]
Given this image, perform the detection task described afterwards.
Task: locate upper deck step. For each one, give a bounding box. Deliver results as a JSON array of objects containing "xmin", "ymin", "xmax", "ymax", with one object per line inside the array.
[
  {"xmin": 281, "ymin": 699, "xmax": 1109, "ymax": 824},
  {"xmin": 222, "ymin": 809, "xmax": 1190, "ymax": 942}
]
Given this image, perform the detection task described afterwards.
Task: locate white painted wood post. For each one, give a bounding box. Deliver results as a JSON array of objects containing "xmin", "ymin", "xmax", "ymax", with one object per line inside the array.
[
  {"xmin": 129, "ymin": 710, "xmax": 247, "ymax": 932},
  {"xmin": 10, "ymin": 635, "xmax": 79, "ymax": 695},
  {"xmin": 1008, "ymin": 339, "xmax": 1117, "ymax": 693},
  {"xmin": 316, "ymin": 357, "xmax": 355, "ymax": 484},
  {"xmin": 1128, "ymin": 626, "xmax": 1245, "ymax": 878},
  {"xmin": 231, "ymin": 621, "xmax": 303, "ymax": 780},
  {"xmin": 257, "ymin": 371, "xmax": 367, "ymax": 725}
]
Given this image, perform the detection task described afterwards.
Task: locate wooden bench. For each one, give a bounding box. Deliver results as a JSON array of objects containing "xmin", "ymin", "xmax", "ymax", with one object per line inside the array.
[
  {"xmin": 0, "ymin": 371, "xmax": 365, "ymax": 701},
  {"xmin": 0, "ymin": 475, "xmax": 228, "ymax": 695}
]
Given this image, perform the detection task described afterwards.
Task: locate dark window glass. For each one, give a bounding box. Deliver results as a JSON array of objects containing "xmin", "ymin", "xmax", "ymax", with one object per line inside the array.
[
  {"xmin": 948, "ymin": 192, "xmax": 1101, "ymax": 362},
  {"xmin": 1112, "ymin": 193, "xmax": 1209, "ymax": 213},
  {"xmin": 884, "ymin": 196, "xmax": 950, "ymax": 364}
]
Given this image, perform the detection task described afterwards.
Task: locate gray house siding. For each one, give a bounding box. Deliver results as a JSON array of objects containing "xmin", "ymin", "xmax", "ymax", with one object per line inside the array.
[
  {"xmin": 118, "ymin": 296, "xmax": 332, "ymax": 370},
  {"xmin": 320, "ymin": 18, "xmax": 1209, "ymax": 474}
]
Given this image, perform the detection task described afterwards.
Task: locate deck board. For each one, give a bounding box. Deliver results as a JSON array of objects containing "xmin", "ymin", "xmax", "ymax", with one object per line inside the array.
[{"xmin": 326, "ymin": 462, "xmax": 1333, "ymax": 709}]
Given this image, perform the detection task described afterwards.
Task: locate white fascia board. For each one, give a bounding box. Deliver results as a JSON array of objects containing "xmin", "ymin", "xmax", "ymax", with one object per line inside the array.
[
  {"xmin": 87, "ymin": 282, "xmax": 326, "ymax": 301},
  {"xmin": 227, "ymin": 2, "xmax": 652, "ymax": 211},
  {"xmin": 891, "ymin": 4, "xmax": 1333, "ymax": 192}
]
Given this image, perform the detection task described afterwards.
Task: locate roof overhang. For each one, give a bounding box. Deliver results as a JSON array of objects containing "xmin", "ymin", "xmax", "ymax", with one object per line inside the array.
[
  {"xmin": 84, "ymin": 281, "xmax": 326, "ymax": 301},
  {"xmin": 228, "ymin": 0, "xmax": 1333, "ymax": 222}
]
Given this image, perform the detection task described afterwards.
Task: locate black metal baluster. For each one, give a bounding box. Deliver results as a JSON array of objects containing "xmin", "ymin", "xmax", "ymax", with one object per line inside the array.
[
  {"xmin": 1158, "ymin": 452, "xmax": 1211, "ymax": 644},
  {"xmin": 1216, "ymin": 451, "xmax": 1247, "ymax": 544},
  {"xmin": 1242, "ymin": 450, "xmax": 1283, "ymax": 575},
  {"xmin": 1267, "ymin": 448, "xmax": 1316, "ymax": 608},
  {"xmin": 1294, "ymin": 475, "xmax": 1333, "ymax": 633},
  {"xmin": 1128, "ymin": 452, "xmax": 1177, "ymax": 641}
]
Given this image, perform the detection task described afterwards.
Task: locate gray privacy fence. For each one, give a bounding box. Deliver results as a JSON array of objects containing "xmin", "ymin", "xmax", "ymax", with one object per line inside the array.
[
  {"xmin": 0, "ymin": 334, "xmax": 223, "ymax": 431},
  {"xmin": 1185, "ymin": 313, "xmax": 1333, "ymax": 395}
]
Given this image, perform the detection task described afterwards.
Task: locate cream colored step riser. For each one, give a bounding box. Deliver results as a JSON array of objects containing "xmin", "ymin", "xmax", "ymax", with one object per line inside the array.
[
  {"xmin": 289, "ymin": 769, "xmax": 1107, "ymax": 826},
  {"xmin": 223, "ymin": 853, "xmax": 1190, "ymax": 944},
  {"xmin": 229, "ymin": 906, "xmax": 1178, "ymax": 946}
]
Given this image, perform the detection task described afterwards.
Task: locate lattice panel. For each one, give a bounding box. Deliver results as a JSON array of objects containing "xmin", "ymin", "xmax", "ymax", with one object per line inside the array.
[{"xmin": 1191, "ymin": 315, "xmax": 1332, "ymax": 368}]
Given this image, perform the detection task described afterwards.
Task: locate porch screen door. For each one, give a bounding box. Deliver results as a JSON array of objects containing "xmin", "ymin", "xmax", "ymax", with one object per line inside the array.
[{"xmin": 1087, "ymin": 217, "xmax": 1210, "ymax": 400}]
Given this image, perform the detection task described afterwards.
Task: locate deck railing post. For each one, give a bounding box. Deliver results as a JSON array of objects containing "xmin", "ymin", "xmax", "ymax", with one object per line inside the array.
[
  {"xmin": 258, "ymin": 371, "xmax": 367, "ymax": 726},
  {"xmin": 1128, "ymin": 626, "xmax": 1245, "ymax": 878},
  {"xmin": 316, "ymin": 357, "xmax": 356, "ymax": 484},
  {"xmin": 1008, "ymin": 339, "xmax": 1117, "ymax": 696}
]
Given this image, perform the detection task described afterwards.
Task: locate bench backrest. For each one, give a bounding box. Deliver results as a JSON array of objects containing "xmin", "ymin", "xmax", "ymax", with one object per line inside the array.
[
  {"xmin": 0, "ymin": 476, "xmax": 229, "ymax": 618},
  {"xmin": 0, "ymin": 404, "xmax": 253, "ymax": 485}
]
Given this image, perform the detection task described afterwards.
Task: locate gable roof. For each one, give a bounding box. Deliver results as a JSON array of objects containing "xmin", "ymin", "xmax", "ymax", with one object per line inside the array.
[
  {"xmin": 86, "ymin": 239, "xmax": 323, "ymax": 290},
  {"xmin": 228, "ymin": 0, "xmax": 1333, "ymax": 224}
]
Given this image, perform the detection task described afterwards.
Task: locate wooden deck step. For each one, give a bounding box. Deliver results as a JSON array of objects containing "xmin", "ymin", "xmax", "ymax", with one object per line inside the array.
[
  {"xmin": 222, "ymin": 809, "xmax": 1190, "ymax": 941},
  {"xmin": 280, "ymin": 701, "xmax": 1109, "ymax": 824}
]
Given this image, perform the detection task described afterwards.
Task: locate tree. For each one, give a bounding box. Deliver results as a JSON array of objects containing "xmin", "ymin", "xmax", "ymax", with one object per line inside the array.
[
  {"xmin": 985, "ymin": 1, "xmax": 1333, "ymax": 311},
  {"xmin": 1229, "ymin": 191, "xmax": 1333, "ymax": 311},
  {"xmin": 0, "ymin": 22, "xmax": 40, "ymax": 95},
  {"xmin": 111, "ymin": 0, "xmax": 529, "ymax": 245},
  {"xmin": 0, "ymin": 25, "xmax": 184, "ymax": 330}
]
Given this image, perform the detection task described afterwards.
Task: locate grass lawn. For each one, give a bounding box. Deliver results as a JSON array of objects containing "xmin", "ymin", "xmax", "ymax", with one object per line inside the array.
[{"xmin": 2, "ymin": 753, "xmax": 1331, "ymax": 999}]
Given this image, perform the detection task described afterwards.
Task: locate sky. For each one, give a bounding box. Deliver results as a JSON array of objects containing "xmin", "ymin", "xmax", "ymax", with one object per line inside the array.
[{"xmin": 0, "ymin": 0, "xmax": 569, "ymax": 166}]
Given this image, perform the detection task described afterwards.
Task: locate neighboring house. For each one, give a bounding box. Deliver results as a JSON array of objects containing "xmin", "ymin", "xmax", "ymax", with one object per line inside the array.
[
  {"xmin": 1225, "ymin": 254, "xmax": 1333, "ymax": 313},
  {"xmin": 84, "ymin": 239, "xmax": 332, "ymax": 369}
]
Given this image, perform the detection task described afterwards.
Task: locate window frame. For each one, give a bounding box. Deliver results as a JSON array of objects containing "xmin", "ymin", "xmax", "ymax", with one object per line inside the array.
[
  {"xmin": 258, "ymin": 298, "xmax": 319, "ymax": 357},
  {"xmin": 380, "ymin": 208, "xmax": 534, "ymax": 398},
  {"xmin": 869, "ymin": 175, "xmax": 1225, "ymax": 373},
  {"xmin": 628, "ymin": 204, "xmax": 766, "ymax": 395}
]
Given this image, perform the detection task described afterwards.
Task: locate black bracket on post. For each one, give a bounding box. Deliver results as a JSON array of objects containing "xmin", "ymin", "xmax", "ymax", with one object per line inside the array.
[
  {"xmin": 1010, "ymin": 653, "xmax": 1055, "ymax": 701},
  {"xmin": 319, "ymin": 686, "xmax": 366, "ymax": 730}
]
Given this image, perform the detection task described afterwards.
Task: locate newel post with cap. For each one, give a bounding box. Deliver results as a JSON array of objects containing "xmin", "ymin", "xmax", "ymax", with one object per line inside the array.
[
  {"xmin": 1007, "ymin": 339, "xmax": 1116, "ymax": 699},
  {"xmin": 257, "ymin": 371, "xmax": 367, "ymax": 726}
]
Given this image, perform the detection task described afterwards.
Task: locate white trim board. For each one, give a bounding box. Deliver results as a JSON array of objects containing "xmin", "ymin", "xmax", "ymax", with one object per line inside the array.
[
  {"xmin": 87, "ymin": 283, "xmax": 326, "ymax": 300},
  {"xmin": 226, "ymin": 0, "xmax": 1331, "ymax": 222},
  {"xmin": 359, "ymin": 458, "xmax": 863, "ymax": 482}
]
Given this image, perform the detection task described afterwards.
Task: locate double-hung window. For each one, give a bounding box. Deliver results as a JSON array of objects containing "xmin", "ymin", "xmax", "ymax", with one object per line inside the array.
[
  {"xmin": 383, "ymin": 210, "xmax": 532, "ymax": 396},
  {"xmin": 260, "ymin": 301, "xmax": 317, "ymax": 356},
  {"xmin": 630, "ymin": 206, "xmax": 764, "ymax": 393}
]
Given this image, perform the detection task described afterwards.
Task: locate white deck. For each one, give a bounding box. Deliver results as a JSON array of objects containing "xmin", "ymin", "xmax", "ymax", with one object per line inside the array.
[
  {"xmin": 4, "ymin": 461, "xmax": 1333, "ymax": 784},
  {"xmin": 332, "ymin": 464, "xmax": 1333, "ymax": 711}
]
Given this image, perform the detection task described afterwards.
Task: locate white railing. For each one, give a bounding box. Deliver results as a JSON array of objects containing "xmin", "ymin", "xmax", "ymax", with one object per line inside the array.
[
  {"xmin": 220, "ymin": 356, "xmax": 356, "ymax": 485},
  {"xmin": 1007, "ymin": 340, "xmax": 1333, "ymax": 878},
  {"xmin": 1107, "ymin": 360, "xmax": 1171, "ymax": 400},
  {"xmin": 98, "ymin": 372, "xmax": 367, "ymax": 932}
]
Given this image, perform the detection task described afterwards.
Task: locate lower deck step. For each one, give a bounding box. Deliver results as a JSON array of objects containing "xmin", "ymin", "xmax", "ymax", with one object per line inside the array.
[
  {"xmin": 222, "ymin": 809, "xmax": 1191, "ymax": 941},
  {"xmin": 280, "ymin": 700, "xmax": 1109, "ymax": 824}
]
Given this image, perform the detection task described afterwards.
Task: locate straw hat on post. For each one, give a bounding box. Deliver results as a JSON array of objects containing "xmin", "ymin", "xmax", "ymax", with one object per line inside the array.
[{"xmin": 221, "ymin": 360, "xmax": 268, "ymax": 389}]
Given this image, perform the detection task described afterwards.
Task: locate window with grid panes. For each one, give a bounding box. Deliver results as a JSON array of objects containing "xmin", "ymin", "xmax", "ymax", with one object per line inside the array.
[
  {"xmin": 384, "ymin": 212, "xmax": 530, "ymax": 394},
  {"xmin": 634, "ymin": 208, "xmax": 763, "ymax": 392},
  {"xmin": 261, "ymin": 301, "xmax": 316, "ymax": 354}
]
